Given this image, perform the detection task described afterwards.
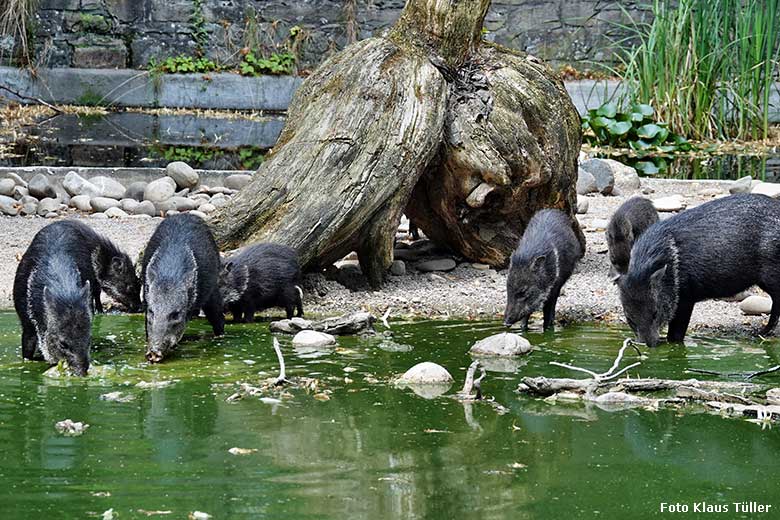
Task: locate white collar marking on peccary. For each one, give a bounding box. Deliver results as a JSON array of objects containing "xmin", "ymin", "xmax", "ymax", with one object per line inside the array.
[
  {"xmin": 668, "ymin": 235, "xmax": 680, "ymax": 317},
  {"xmin": 551, "ymin": 247, "xmax": 560, "ymax": 283},
  {"xmin": 26, "ymin": 265, "xmax": 52, "ymax": 362}
]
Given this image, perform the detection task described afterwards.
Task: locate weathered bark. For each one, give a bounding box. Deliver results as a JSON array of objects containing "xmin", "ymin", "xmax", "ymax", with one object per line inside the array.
[{"xmin": 210, "ymin": 0, "xmax": 581, "ymax": 285}]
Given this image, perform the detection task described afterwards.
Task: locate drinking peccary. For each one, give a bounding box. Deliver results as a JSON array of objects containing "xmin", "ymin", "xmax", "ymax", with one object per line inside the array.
[
  {"xmin": 142, "ymin": 213, "xmax": 224, "ymax": 362},
  {"xmin": 606, "ymin": 196, "xmax": 659, "ymax": 275},
  {"xmin": 219, "ymin": 243, "xmax": 304, "ymax": 322},
  {"xmin": 504, "ymin": 209, "xmax": 585, "ymax": 330},
  {"xmin": 13, "ymin": 246, "xmax": 93, "ymax": 376},
  {"xmin": 18, "ymin": 220, "xmax": 140, "ymax": 313},
  {"xmin": 617, "ymin": 193, "xmax": 780, "ymax": 347}
]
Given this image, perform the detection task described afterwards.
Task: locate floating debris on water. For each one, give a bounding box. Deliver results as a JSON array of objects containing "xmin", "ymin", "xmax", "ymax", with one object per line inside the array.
[
  {"xmin": 228, "ymin": 447, "xmax": 258, "ymax": 455},
  {"xmin": 136, "ymin": 380, "xmax": 174, "ymax": 389},
  {"xmin": 55, "ymin": 419, "xmax": 90, "ymax": 436},
  {"xmin": 100, "ymin": 391, "xmax": 135, "ymax": 403},
  {"xmin": 189, "ymin": 512, "xmax": 212, "ymax": 520}
]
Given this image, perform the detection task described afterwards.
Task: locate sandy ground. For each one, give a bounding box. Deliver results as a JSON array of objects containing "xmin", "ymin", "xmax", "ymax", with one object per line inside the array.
[{"xmin": 0, "ymin": 178, "xmax": 771, "ymax": 338}]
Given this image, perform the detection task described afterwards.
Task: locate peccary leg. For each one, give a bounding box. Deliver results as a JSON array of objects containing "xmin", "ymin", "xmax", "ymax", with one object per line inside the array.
[
  {"xmin": 761, "ymin": 297, "xmax": 780, "ymax": 335},
  {"xmin": 243, "ymin": 303, "xmax": 256, "ymax": 323},
  {"xmin": 93, "ymin": 289, "xmax": 103, "ymax": 314},
  {"xmin": 229, "ymin": 303, "xmax": 243, "ymax": 323},
  {"xmin": 667, "ymin": 300, "xmax": 694, "ymax": 343},
  {"xmin": 519, "ymin": 315, "xmax": 530, "ymax": 331},
  {"xmin": 21, "ymin": 324, "xmax": 39, "ymax": 360},
  {"xmin": 203, "ymin": 292, "xmax": 225, "ymax": 336},
  {"xmin": 542, "ymin": 286, "xmax": 562, "ymax": 330},
  {"xmin": 295, "ymin": 292, "xmax": 304, "ymax": 317}
]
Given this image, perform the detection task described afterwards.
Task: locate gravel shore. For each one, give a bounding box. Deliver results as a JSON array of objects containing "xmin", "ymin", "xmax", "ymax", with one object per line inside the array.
[{"xmin": 0, "ymin": 177, "xmax": 772, "ymax": 339}]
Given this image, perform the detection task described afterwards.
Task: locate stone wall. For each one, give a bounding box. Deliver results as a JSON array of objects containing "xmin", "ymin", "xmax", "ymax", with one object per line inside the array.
[{"xmin": 13, "ymin": 0, "xmax": 649, "ymax": 70}]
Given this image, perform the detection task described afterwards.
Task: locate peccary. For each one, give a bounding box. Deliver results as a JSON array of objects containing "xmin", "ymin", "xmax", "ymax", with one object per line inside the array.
[
  {"xmin": 17, "ymin": 220, "xmax": 140, "ymax": 313},
  {"xmin": 219, "ymin": 243, "xmax": 303, "ymax": 322},
  {"xmin": 504, "ymin": 209, "xmax": 584, "ymax": 330},
  {"xmin": 606, "ymin": 196, "xmax": 659, "ymax": 275},
  {"xmin": 142, "ymin": 213, "xmax": 224, "ymax": 362},
  {"xmin": 617, "ymin": 193, "xmax": 780, "ymax": 347},
  {"xmin": 13, "ymin": 245, "xmax": 93, "ymax": 376}
]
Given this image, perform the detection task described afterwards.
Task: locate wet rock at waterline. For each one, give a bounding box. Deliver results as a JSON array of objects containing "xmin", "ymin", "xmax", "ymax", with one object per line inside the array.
[
  {"xmin": 469, "ymin": 333, "xmax": 532, "ymax": 357},
  {"xmin": 166, "ymin": 161, "xmax": 200, "ymax": 189},
  {"xmin": 269, "ymin": 317, "xmax": 314, "ymax": 334},
  {"xmin": 397, "ymin": 362, "xmax": 453, "ymax": 384},
  {"xmin": 292, "ymin": 330, "xmax": 336, "ymax": 348},
  {"xmin": 272, "ymin": 313, "xmax": 375, "ymax": 336},
  {"xmin": 740, "ymin": 295, "xmax": 772, "ymax": 315}
]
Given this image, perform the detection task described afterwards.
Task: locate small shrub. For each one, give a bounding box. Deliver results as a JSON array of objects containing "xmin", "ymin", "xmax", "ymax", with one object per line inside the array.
[
  {"xmin": 239, "ymin": 51, "xmax": 295, "ymax": 76},
  {"xmin": 149, "ymin": 55, "xmax": 219, "ymax": 74}
]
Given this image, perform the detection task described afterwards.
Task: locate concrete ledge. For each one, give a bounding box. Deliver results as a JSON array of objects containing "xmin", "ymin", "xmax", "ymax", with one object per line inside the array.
[
  {"xmin": 0, "ymin": 67, "xmax": 303, "ymax": 111},
  {"xmin": 1, "ymin": 67, "xmax": 778, "ymax": 122}
]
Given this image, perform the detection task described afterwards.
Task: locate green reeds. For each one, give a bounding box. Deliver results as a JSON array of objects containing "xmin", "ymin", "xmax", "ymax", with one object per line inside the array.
[{"xmin": 616, "ymin": 0, "xmax": 780, "ymax": 141}]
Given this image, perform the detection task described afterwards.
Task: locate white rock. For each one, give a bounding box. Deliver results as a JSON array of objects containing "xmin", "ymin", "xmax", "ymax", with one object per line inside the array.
[
  {"xmin": 120, "ymin": 198, "xmax": 140, "ymax": 213},
  {"xmin": 37, "ymin": 197, "xmax": 60, "ymax": 215},
  {"xmin": 70, "ymin": 194, "xmax": 92, "ymax": 212},
  {"xmin": 730, "ymin": 176, "xmax": 752, "ymax": 194},
  {"xmin": 751, "ymin": 182, "xmax": 780, "ymax": 199},
  {"xmin": 224, "ymin": 174, "xmax": 252, "ymax": 190},
  {"xmin": 90, "ymin": 197, "xmax": 120, "ymax": 212},
  {"xmin": 28, "ymin": 173, "xmax": 57, "ymax": 199},
  {"xmin": 199, "ymin": 203, "xmax": 216, "ymax": 213},
  {"xmin": 143, "ymin": 177, "xmax": 177, "ymax": 203},
  {"xmin": 87, "ymin": 176, "xmax": 126, "ymax": 200},
  {"xmin": 292, "ymin": 330, "xmax": 336, "ymax": 348},
  {"xmin": 590, "ymin": 218, "xmax": 608, "ymax": 230},
  {"xmin": 0, "ymin": 195, "xmax": 18, "ymax": 216},
  {"xmin": 132, "ymin": 200, "xmax": 157, "ymax": 217},
  {"xmin": 576, "ymin": 197, "xmax": 589, "ymax": 214},
  {"xmin": 105, "ymin": 207, "xmax": 128, "ymax": 218},
  {"xmin": 469, "ymin": 333, "xmax": 532, "ymax": 356},
  {"xmin": 653, "ymin": 195, "xmax": 686, "ymax": 212},
  {"xmin": 5, "ymin": 172, "xmax": 27, "ymax": 187},
  {"xmin": 397, "ymin": 362, "xmax": 454, "ymax": 384},
  {"xmin": 740, "ymin": 295, "xmax": 772, "ymax": 315},
  {"xmin": 189, "ymin": 210, "xmax": 207, "ymax": 219},
  {"xmin": 166, "ymin": 161, "xmax": 199, "ymax": 189},
  {"xmin": 0, "ymin": 178, "xmax": 14, "ymax": 196}
]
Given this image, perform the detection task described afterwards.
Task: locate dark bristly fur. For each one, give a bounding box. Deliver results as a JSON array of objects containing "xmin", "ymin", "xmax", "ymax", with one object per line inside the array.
[
  {"xmin": 504, "ymin": 209, "xmax": 584, "ymax": 330},
  {"xmin": 141, "ymin": 214, "xmax": 224, "ymax": 362},
  {"xmin": 606, "ymin": 196, "xmax": 659, "ymax": 275},
  {"xmin": 220, "ymin": 243, "xmax": 303, "ymax": 322},
  {"xmin": 617, "ymin": 193, "xmax": 780, "ymax": 347},
  {"xmin": 13, "ymin": 226, "xmax": 93, "ymax": 376}
]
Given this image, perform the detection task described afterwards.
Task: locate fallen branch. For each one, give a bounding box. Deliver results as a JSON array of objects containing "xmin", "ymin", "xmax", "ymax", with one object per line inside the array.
[
  {"xmin": 457, "ymin": 360, "xmax": 485, "ymax": 400},
  {"xmin": 380, "ymin": 307, "xmax": 392, "ymax": 329},
  {"xmin": 519, "ymin": 376, "xmax": 763, "ymax": 397},
  {"xmin": 272, "ymin": 338, "xmax": 288, "ymax": 386},
  {"xmin": 0, "ymin": 83, "xmax": 62, "ymax": 113},
  {"xmin": 550, "ymin": 338, "xmax": 642, "ymax": 382}
]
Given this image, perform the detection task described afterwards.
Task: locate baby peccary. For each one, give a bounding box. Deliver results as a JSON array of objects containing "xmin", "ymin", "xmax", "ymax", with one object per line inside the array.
[
  {"xmin": 606, "ymin": 196, "xmax": 659, "ymax": 275},
  {"xmin": 142, "ymin": 214, "xmax": 224, "ymax": 362},
  {"xmin": 617, "ymin": 193, "xmax": 780, "ymax": 347},
  {"xmin": 504, "ymin": 209, "xmax": 584, "ymax": 330},
  {"xmin": 220, "ymin": 243, "xmax": 303, "ymax": 322},
  {"xmin": 14, "ymin": 246, "xmax": 93, "ymax": 376}
]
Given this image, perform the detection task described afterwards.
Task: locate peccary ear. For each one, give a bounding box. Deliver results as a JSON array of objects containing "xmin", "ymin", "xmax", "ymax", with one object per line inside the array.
[
  {"xmin": 650, "ymin": 264, "xmax": 667, "ymax": 286},
  {"xmin": 110, "ymin": 256, "xmax": 124, "ymax": 273}
]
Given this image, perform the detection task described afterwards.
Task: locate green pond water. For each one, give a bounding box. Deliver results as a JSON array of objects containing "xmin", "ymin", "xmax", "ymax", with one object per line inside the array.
[{"xmin": 0, "ymin": 312, "xmax": 779, "ymax": 519}]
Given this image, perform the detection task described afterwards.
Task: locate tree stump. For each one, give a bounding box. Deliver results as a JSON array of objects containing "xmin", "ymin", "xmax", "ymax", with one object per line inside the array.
[{"xmin": 209, "ymin": 0, "xmax": 582, "ymax": 287}]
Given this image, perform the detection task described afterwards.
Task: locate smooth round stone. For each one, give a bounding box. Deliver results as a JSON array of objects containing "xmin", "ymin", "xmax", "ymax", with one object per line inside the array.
[
  {"xmin": 653, "ymin": 195, "xmax": 686, "ymax": 212},
  {"xmin": 740, "ymin": 295, "xmax": 772, "ymax": 316},
  {"xmin": 189, "ymin": 210, "xmax": 207, "ymax": 219},
  {"xmin": 210, "ymin": 193, "xmax": 229, "ymax": 208},
  {"xmin": 28, "ymin": 173, "xmax": 57, "ymax": 199},
  {"xmin": 199, "ymin": 203, "xmax": 216, "ymax": 214},
  {"xmin": 143, "ymin": 177, "xmax": 177, "ymax": 203},
  {"xmin": 0, "ymin": 195, "xmax": 18, "ymax": 216},
  {"xmin": 105, "ymin": 207, "xmax": 129, "ymax": 218},
  {"xmin": 70, "ymin": 194, "xmax": 92, "ymax": 212},
  {"xmin": 292, "ymin": 330, "xmax": 336, "ymax": 348},
  {"xmin": 397, "ymin": 362, "xmax": 453, "ymax": 384},
  {"xmin": 579, "ymin": 158, "xmax": 616, "ymax": 195},
  {"xmin": 166, "ymin": 161, "xmax": 199, "ymax": 189},
  {"xmin": 224, "ymin": 174, "xmax": 252, "ymax": 190},
  {"xmin": 5, "ymin": 172, "xmax": 27, "ymax": 187},
  {"xmin": 12, "ymin": 186, "xmax": 28, "ymax": 200},
  {"xmin": 130, "ymin": 214, "xmax": 152, "ymax": 220},
  {"xmin": 90, "ymin": 197, "xmax": 120, "ymax": 212},
  {"xmin": 120, "ymin": 198, "xmax": 140, "ymax": 213},
  {"xmin": 19, "ymin": 202, "xmax": 37, "ymax": 215},
  {"xmin": 730, "ymin": 176, "xmax": 752, "ymax": 194},
  {"xmin": 576, "ymin": 197, "xmax": 589, "ymax": 214},
  {"xmin": 37, "ymin": 197, "xmax": 61, "ymax": 215},
  {"xmin": 44, "ymin": 212, "xmax": 58, "ymax": 218},
  {"xmin": 390, "ymin": 260, "xmax": 406, "ymax": 276},
  {"xmin": 169, "ymin": 196, "xmax": 198, "ymax": 211},
  {"xmin": 91, "ymin": 212, "xmax": 109, "ymax": 219},
  {"xmin": 166, "ymin": 210, "xmax": 180, "ymax": 217},
  {"xmin": 87, "ymin": 176, "xmax": 126, "ymax": 200},
  {"xmin": 751, "ymin": 182, "xmax": 780, "ymax": 199},
  {"xmin": 0, "ymin": 178, "xmax": 14, "ymax": 196},
  {"xmin": 469, "ymin": 333, "xmax": 532, "ymax": 356},
  {"xmin": 416, "ymin": 258, "xmax": 456, "ymax": 272},
  {"xmin": 132, "ymin": 200, "xmax": 157, "ymax": 217},
  {"xmin": 471, "ymin": 263, "xmax": 490, "ymax": 270},
  {"xmin": 576, "ymin": 168, "xmax": 598, "ymax": 195}
]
